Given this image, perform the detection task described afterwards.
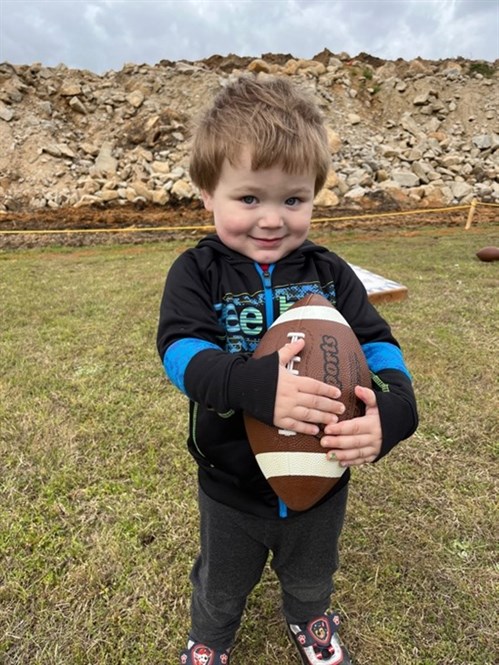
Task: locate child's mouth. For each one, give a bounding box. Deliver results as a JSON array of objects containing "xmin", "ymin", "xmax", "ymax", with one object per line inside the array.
[{"xmin": 251, "ymin": 237, "xmax": 283, "ymax": 247}]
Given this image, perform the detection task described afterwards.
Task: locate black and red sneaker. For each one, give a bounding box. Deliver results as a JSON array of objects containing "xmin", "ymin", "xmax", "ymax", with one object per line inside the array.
[
  {"xmin": 180, "ymin": 641, "xmax": 230, "ymax": 665},
  {"xmin": 287, "ymin": 612, "xmax": 352, "ymax": 664}
]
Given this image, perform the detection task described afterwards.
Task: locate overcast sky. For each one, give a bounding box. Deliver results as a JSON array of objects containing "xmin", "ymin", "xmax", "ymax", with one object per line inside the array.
[{"xmin": 1, "ymin": 0, "xmax": 497, "ymax": 74}]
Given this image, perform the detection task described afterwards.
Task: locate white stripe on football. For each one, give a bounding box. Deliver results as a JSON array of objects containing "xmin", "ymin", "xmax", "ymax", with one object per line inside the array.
[
  {"xmin": 256, "ymin": 451, "xmax": 345, "ymax": 480},
  {"xmin": 269, "ymin": 305, "xmax": 350, "ymax": 329}
]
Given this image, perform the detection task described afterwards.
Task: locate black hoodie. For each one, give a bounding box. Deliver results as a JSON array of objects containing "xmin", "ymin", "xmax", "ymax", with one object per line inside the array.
[{"xmin": 157, "ymin": 235, "xmax": 418, "ymax": 518}]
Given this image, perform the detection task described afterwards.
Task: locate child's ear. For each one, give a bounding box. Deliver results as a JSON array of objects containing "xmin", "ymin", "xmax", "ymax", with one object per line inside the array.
[{"xmin": 200, "ymin": 190, "xmax": 213, "ymax": 212}]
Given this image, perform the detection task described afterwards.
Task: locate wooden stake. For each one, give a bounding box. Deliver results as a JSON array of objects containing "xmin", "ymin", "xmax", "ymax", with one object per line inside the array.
[{"xmin": 465, "ymin": 199, "xmax": 477, "ymax": 230}]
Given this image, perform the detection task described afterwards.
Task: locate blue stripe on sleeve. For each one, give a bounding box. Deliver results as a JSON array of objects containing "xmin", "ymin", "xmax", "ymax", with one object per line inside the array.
[
  {"xmin": 361, "ymin": 341, "xmax": 412, "ymax": 379},
  {"xmin": 163, "ymin": 338, "xmax": 222, "ymax": 394}
]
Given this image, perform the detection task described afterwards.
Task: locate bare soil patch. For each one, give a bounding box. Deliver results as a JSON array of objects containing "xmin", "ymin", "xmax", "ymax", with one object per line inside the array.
[{"xmin": 1, "ymin": 202, "xmax": 496, "ymax": 250}]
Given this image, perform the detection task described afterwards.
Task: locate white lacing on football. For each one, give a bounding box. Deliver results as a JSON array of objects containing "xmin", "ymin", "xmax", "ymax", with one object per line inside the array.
[{"xmin": 278, "ymin": 331, "xmax": 305, "ymax": 436}]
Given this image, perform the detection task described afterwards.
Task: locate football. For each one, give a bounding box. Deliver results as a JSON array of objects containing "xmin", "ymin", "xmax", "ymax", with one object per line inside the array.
[
  {"xmin": 244, "ymin": 293, "xmax": 371, "ymax": 511},
  {"xmin": 476, "ymin": 246, "xmax": 499, "ymax": 262}
]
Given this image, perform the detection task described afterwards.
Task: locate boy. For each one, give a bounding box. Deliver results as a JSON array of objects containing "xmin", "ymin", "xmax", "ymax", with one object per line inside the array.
[{"xmin": 157, "ymin": 75, "xmax": 418, "ymax": 665}]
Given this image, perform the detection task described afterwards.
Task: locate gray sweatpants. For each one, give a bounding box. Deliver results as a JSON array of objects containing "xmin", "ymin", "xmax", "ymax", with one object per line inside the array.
[{"xmin": 189, "ymin": 484, "xmax": 348, "ymax": 651}]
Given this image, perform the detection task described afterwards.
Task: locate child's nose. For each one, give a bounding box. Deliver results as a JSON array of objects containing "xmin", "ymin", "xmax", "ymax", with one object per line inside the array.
[{"xmin": 259, "ymin": 208, "xmax": 284, "ymax": 227}]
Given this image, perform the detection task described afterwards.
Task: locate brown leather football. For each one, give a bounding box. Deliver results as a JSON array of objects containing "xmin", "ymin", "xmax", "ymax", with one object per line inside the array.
[
  {"xmin": 476, "ymin": 246, "xmax": 499, "ymax": 262},
  {"xmin": 244, "ymin": 293, "xmax": 371, "ymax": 511}
]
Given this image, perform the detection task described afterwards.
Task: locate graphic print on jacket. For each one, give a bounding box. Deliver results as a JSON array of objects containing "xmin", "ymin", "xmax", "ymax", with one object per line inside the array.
[{"xmin": 215, "ymin": 280, "xmax": 337, "ymax": 353}]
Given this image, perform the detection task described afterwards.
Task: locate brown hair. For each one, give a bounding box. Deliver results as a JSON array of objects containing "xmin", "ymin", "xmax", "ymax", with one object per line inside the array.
[{"xmin": 189, "ymin": 75, "xmax": 331, "ymax": 195}]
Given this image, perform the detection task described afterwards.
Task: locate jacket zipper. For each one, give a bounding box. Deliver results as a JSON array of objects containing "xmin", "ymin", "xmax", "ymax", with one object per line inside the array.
[
  {"xmin": 254, "ymin": 263, "xmax": 275, "ymax": 325},
  {"xmin": 254, "ymin": 262, "xmax": 288, "ymax": 519}
]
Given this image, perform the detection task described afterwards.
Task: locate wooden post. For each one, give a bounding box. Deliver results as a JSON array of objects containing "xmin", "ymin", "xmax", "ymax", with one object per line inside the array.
[{"xmin": 465, "ymin": 199, "xmax": 477, "ymax": 230}]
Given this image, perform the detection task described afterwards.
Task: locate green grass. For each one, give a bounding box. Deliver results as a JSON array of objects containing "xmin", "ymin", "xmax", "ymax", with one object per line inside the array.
[
  {"xmin": 468, "ymin": 62, "xmax": 495, "ymax": 78},
  {"xmin": 1, "ymin": 226, "xmax": 498, "ymax": 664}
]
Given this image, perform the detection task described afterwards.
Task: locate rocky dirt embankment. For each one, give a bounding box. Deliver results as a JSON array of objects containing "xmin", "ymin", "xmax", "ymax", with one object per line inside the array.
[{"xmin": 0, "ymin": 49, "xmax": 497, "ymax": 216}]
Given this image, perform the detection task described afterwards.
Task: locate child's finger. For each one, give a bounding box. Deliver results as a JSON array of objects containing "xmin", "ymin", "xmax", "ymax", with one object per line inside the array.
[
  {"xmin": 354, "ymin": 384, "xmax": 377, "ymax": 408},
  {"xmin": 277, "ymin": 337, "xmax": 305, "ymax": 365}
]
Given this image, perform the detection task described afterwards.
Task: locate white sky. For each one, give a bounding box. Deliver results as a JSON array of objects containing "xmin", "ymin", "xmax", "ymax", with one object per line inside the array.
[{"xmin": 1, "ymin": 0, "xmax": 497, "ymax": 74}]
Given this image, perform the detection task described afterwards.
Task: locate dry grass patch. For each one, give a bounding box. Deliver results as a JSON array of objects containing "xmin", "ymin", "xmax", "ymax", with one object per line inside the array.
[{"xmin": 1, "ymin": 227, "xmax": 497, "ymax": 664}]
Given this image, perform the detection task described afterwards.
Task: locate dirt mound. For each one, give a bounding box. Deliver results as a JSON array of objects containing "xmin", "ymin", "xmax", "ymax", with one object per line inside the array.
[{"xmin": 0, "ymin": 50, "xmax": 497, "ymax": 223}]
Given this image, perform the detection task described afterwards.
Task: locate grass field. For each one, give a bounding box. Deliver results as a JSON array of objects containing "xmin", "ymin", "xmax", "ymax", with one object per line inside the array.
[{"xmin": 1, "ymin": 225, "xmax": 498, "ymax": 664}]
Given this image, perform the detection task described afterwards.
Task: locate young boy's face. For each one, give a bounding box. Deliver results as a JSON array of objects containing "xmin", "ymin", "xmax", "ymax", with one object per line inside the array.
[{"xmin": 201, "ymin": 149, "xmax": 316, "ymax": 264}]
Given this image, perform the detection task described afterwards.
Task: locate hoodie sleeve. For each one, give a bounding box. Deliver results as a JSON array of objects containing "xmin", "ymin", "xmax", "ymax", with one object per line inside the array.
[
  {"xmin": 331, "ymin": 256, "xmax": 418, "ymax": 457},
  {"xmin": 370, "ymin": 369, "xmax": 418, "ymax": 459},
  {"xmin": 156, "ymin": 250, "xmax": 278, "ymax": 424}
]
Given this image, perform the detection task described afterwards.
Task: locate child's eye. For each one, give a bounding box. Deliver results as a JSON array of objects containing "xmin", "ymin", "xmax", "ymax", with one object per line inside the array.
[
  {"xmin": 241, "ymin": 195, "xmax": 257, "ymax": 205},
  {"xmin": 285, "ymin": 197, "xmax": 301, "ymax": 206}
]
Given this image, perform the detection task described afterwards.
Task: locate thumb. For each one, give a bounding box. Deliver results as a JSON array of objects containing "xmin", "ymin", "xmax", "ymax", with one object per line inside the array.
[
  {"xmin": 277, "ymin": 337, "xmax": 305, "ymax": 367},
  {"xmin": 354, "ymin": 384, "xmax": 377, "ymax": 409}
]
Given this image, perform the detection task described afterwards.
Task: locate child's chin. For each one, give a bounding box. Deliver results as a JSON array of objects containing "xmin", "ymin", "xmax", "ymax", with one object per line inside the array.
[
  {"xmin": 252, "ymin": 249, "xmax": 286, "ymax": 264},
  {"xmin": 249, "ymin": 241, "xmax": 301, "ymax": 263}
]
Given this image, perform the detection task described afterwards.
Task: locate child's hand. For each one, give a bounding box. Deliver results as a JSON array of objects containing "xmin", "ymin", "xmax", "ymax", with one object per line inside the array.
[
  {"xmin": 273, "ymin": 338, "xmax": 345, "ymax": 435},
  {"xmin": 320, "ymin": 385, "xmax": 382, "ymax": 466}
]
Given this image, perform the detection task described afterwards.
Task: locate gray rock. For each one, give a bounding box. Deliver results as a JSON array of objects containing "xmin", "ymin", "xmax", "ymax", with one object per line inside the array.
[
  {"xmin": 0, "ymin": 103, "xmax": 14, "ymax": 121},
  {"xmin": 93, "ymin": 142, "xmax": 117, "ymax": 177},
  {"xmin": 450, "ymin": 181, "xmax": 474, "ymax": 200},
  {"xmin": 392, "ymin": 170, "xmax": 420, "ymax": 187},
  {"xmin": 69, "ymin": 96, "xmax": 87, "ymax": 114},
  {"xmin": 472, "ymin": 134, "xmax": 493, "ymax": 150}
]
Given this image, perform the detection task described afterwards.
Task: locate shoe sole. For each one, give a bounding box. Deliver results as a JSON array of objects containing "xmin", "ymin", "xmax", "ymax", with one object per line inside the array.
[
  {"xmin": 286, "ymin": 623, "xmax": 352, "ymax": 665},
  {"xmin": 286, "ymin": 623, "xmax": 309, "ymax": 664}
]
